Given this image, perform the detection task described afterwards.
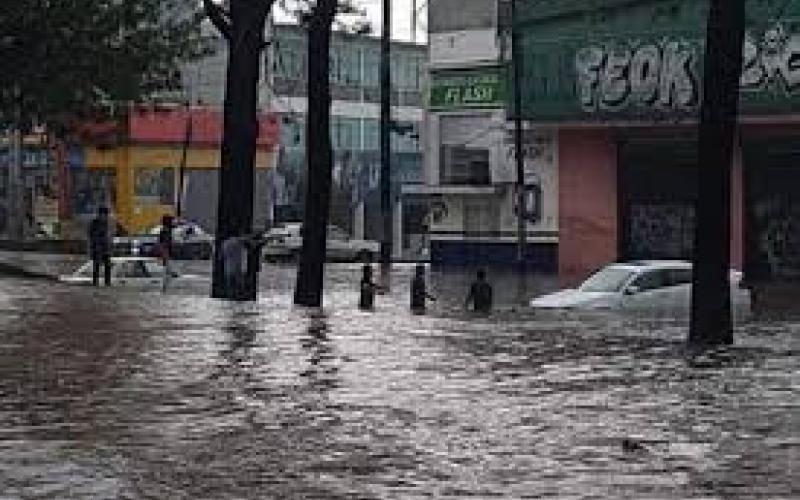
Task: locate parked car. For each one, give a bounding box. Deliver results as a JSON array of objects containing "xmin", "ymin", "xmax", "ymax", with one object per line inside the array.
[
  {"xmin": 530, "ymin": 260, "xmax": 751, "ymax": 315},
  {"xmin": 113, "ymin": 220, "xmax": 214, "ymax": 260},
  {"xmin": 58, "ymin": 256, "xmax": 198, "ymax": 288},
  {"xmin": 263, "ymin": 223, "xmax": 380, "ymax": 262}
]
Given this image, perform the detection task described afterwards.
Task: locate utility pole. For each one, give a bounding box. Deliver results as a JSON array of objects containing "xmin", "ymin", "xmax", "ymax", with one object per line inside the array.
[
  {"xmin": 380, "ymin": 0, "xmax": 392, "ymax": 283},
  {"xmin": 511, "ymin": 0, "xmax": 527, "ymax": 273},
  {"xmin": 7, "ymin": 86, "xmax": 24, "ymax": 241},
  {"xmin": 7, "ymin": 127, "xmax": 23, "ymax": 241},
  {"xmin": 411, "ymin": 0, "xmax": 417, "ymax": 43},
  {"xmin": 175, "ymin": 101, "xmax": 192, "ymax": 219}
]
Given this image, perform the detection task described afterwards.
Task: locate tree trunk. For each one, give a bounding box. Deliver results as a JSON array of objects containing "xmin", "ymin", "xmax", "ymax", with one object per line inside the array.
[
  {"xmin": 294, "ymin": 1, "xmax": 337, "ymax": 308},
  {"xmin": 211, "ymin": 0, "xmax": 265, "ymax": 301},
  {"xmin": 690, "ymin": 0, "xmax": 745, "ymax": 345}
]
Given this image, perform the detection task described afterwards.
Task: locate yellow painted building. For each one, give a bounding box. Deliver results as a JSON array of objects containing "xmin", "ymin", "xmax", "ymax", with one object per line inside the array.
[
  {"xmin": 76, "ymin": 106, "xmax": 280, "ymax": 234},
  {"xmin": 83, "ymin": 145, "xmax": 276, "ymax": 233}
]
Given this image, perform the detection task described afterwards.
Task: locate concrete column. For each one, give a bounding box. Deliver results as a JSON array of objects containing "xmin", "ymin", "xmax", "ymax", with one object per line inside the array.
[{"xmin": 393, "ymin": 198, "xmax": 403, "ymax": 260}]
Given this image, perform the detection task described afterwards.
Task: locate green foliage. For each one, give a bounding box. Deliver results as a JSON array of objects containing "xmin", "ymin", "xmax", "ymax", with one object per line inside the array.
[{"xmin": 0, "ymin": 0, "xmax": 212, "ymax": 129}]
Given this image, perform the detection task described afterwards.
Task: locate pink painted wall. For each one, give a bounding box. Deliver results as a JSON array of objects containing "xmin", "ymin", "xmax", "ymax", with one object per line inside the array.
[
  {"xmin": 558, "ymin": 129, "xmax": 618, "ymax": 287},
  {"xmin": 557, "ymin": 127, "xmax": 746, "ymax": 286}
]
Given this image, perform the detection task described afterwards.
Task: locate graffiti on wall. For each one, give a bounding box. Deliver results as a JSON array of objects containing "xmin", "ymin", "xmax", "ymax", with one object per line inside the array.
[
  {"xmin": 576, "ymin": 22, "xmax": 800, "ymax": 113},
  {"xmin": 741, "ymin": 23, "xmax": 800, "ymax": 91},
  {"xmin": 753, "ymin": 197, "xmax": 800, "ymax": 279},
  {"xmin": 627, "ymin": 204, "xmax": 695, "ymax": 260},
  {"xmin": 577, "ymin": 39, "xmax": 698, "ymax": 112}
]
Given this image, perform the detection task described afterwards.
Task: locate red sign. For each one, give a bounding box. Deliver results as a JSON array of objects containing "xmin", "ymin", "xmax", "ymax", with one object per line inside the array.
[{"xmin": 128, "ymin": 105, "xmax": 279, "ymax": 149}]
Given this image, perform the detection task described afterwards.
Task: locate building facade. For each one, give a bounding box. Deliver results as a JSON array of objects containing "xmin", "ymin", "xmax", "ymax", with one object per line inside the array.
[
  {"xmin": 0, "ymin": 133, "xmax": 59, "ymax": 238},
  {"xmin": 421, "ymin": 0, "xmax": 559, "ymax": 268},
  {"xmin": 515, "ymin": 0, "xmax": 800, "ymax": 285},
  {"xmin": 67, "ymin": 106, "xmax": 279, "ymax": 235},
  {"xmin": 185, "ymin": 23, "xmax": 428, "ymax": 258},
  {"xmin": 267, "ymin": 24, "xmax": 427, "ymax": 259}
]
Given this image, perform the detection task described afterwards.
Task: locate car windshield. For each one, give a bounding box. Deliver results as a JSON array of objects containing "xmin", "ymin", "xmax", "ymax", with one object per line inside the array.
[{"xmin": 579, "ymin": 267, "xmax": 635, "ymax": 293}]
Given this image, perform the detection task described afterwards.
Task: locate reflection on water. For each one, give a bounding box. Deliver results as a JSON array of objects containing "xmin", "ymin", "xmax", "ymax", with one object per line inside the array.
[{"xmin": 0, "ymin": 266, "xmax": 797, "ymax": 499}]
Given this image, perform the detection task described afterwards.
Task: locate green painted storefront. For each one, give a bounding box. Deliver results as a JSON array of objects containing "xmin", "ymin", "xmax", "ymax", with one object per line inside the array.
[
  {"xmin": 509, "ymin": 0, "xmax": 800, "ymax": 284},
  {"xmin": 512, "ymin": 0, "xmax": 800, "ymax": 123}
]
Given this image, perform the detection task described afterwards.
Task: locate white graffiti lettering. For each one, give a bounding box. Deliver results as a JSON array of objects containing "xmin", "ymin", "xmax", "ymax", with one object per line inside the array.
[
  {"xmin": 575, "ymin": 47, "xmax": 605, "ymax": 110},
  {"xmin": 576, "ymin": 22, "xmax": 800, "ymax": 114},
  {"xmin": 600, "ymin": 46, "xmax": 632, "ymax": 108},
  {"xmin": 577, "ymin": 39, "xmax": 698, "ymax": 112},
  {"xmin": 658, "ymin": 41, "xmax": 697, "ymax": 110},
  {"xmin": 747, "ymin": 23, "xmax": 800, "ymax": 92},
  {"xmin": 630, "ymin": 44, "xmax": 661, "ymax": 105}
]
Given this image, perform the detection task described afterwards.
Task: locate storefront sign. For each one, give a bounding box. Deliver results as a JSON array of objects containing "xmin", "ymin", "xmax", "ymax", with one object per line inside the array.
[
  {"xmin": 515, "ymin": 0, "xmax": 800, "ymax": 121},
  {"xmin": 430, "ymin": 67, "xmax": 505, "ymax": 111}
]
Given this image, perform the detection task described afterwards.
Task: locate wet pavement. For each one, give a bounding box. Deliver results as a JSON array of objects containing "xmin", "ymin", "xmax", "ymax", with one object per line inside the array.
[{"xmin": 0, "ymin": 264, "xmax": 797, "ymax": 499}]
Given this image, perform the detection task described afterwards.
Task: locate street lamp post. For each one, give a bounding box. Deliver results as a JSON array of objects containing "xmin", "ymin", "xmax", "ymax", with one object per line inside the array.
[{"xmin": 380, "ymin": 0, "xmax": 392, "ymax": 284}]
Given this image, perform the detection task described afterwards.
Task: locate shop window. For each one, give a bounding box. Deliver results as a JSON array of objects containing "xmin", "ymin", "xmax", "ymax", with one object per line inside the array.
[
  {"xmin": 135, "ymin": 167, "xmax": 174, "ymax": 206},
  {"xmin": 362, "ymin": 119, "xmax": 380, "ymax": 151},
  {"xmin": 71, "ymin": 168, "xmax": 116, "ymax": 215},
  {"xmin": 440, "ymin": 146, "xmax": 491, "ymax": 185},
  {"xmin": 363, "ymin": 50, "xmax": 380, "ymax": 88}
]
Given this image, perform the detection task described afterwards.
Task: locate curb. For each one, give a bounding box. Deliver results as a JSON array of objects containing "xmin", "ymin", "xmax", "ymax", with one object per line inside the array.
[{"xmin": 0, "ymin": 261, "xmax": 58, "ymax": 281}]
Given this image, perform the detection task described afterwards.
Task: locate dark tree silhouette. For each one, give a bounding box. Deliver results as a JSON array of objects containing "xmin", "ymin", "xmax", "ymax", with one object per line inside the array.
[
  {"xmin": 690, "ymin": 0, "xmax": 745, "ymax": 345},
  {"xmin": 204, "ymin": 0, "xmax": 276, "ymax": 301},
  {"xmin": 293, "ymin": 0, "xmax": 339, "ymax": 307},
  {"xmin": 289, "ymin": 0, "xmax": 366, "ymax": 307}
]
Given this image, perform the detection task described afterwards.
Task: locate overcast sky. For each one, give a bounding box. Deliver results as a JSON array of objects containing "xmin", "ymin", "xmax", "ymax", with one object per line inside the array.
[{"xmin": 274, "ymin": 0, "xmax": 427, "ymax": 42}]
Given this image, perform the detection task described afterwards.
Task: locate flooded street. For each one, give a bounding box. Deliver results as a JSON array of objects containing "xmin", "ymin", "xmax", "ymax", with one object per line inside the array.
[{"xmin": 0, "ymin": 265, "xmax": 797, "ymax": 499}]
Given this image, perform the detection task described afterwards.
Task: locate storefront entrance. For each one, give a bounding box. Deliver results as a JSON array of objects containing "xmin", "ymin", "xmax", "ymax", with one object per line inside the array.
[
  {"xmin": 619, "ymin": 139, "xmax": 698, "ymax": 261},
  {"xmin": 744, "ymin": 139, "xmax": 800, "ymax": 282}
]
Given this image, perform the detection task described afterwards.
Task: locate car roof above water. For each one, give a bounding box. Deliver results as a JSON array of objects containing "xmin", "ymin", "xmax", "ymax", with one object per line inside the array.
[{"xmin": 607, "ymin": 260, "xmax": 692, "ymax": 272}]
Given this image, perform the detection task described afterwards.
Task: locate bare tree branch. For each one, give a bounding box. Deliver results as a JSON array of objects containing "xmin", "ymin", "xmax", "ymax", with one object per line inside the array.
[{"xmin": 203, "ymin": 0, "xmax": 232, "ymax": 39}]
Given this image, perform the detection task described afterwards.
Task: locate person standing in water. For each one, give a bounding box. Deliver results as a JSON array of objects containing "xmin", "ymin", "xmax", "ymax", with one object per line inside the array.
[
  {"xmin": 359, "ymin": 264, "xmax": 381, "ymax": 310},
  {"xmin": 158, "ymin": 215, "xmax": 175, "ymax": 293},
  {"xmin": 465, "ymin": 268, "xmax": 493, "ymax": 314},
  {"xmin": 411, "ymin": 264, "xmax": 436, "ymax": 313},
  {"xmin": 88, "ymin": 205, "xmax": 112, "ymax": 286}
]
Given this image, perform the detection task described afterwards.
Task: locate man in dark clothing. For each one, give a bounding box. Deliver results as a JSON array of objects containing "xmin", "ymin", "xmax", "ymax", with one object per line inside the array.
[
  {"xmin": 465, "ymin": 269, "xmax": 493, "ymax": 314},
  {"xmin": 158, "ymin": 215, "xmax": 174, "ymax": 292},
  {"xmin": 411, "ymin": 264, "xmax": 435, "ymax": 313},
  {"xmin": 359, "ymin": 264, "xmax": 379, "ymax": 311},
  {"xmin": 88, "ymin": 206, "xmax": 112, "ymax": 286}
]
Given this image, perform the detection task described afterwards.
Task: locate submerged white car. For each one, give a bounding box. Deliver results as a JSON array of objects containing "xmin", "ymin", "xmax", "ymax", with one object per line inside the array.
[
  {"xmin": 263, "ymin": 224, "xmax": 380, "ymax": 262},
  {"xmin": 530, "ymin": 260, "xmax": 751, "ymax": 315},
  {"xmin": 59, "ymin": 257, "xmax": 190, "ymax": 287}
]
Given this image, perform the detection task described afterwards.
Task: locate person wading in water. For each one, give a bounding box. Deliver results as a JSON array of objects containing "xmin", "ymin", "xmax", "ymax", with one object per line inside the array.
[
  {"xmin": 158, "ymin": 215, "xmax": 175, "ymax": 293},
  {"xmin": 465, "ymin": 269, "xmax": 493, "ymax": 314},
  {"xmin": 410, "ymin": 264, "xmax": 436, "ymax": 314},
  {"xmin": 359, "ymin": 264, "xmax": 384, "ymax": 311},
  {"xmin": 88, "ymin": 206, "xmax": 112, "ymax": 286}
]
